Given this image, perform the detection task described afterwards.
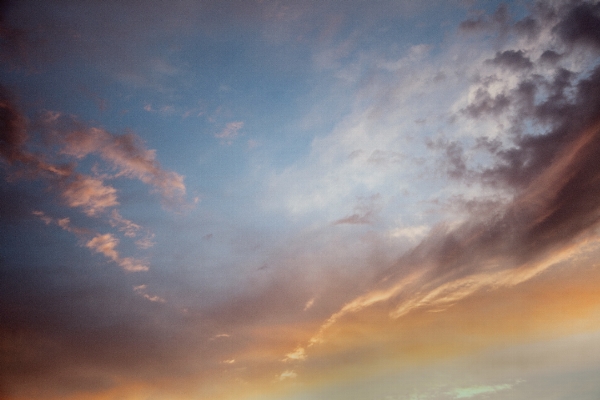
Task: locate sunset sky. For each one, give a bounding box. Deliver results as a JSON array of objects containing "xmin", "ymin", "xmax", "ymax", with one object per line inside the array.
[{"xmin": 2, "ymin": 1, "xmax": 600, "ymax": 399}]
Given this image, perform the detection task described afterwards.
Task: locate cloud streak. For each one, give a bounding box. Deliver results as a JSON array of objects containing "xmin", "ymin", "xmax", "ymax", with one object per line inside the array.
[{"xmin": 86, "ymin": 233, "xmax": 148, "ymax": 272}]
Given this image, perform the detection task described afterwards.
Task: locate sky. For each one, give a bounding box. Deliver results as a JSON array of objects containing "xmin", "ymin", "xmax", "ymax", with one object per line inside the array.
[{"xmin": 1, "ymin": 0, "xmax": 600, "ymax": 399}]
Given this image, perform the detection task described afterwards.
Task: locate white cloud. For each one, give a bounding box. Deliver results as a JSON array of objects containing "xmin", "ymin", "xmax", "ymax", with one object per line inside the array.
[
  {"xmin": 278, "ymin": 370, "xmax": 297, "ymax": 381},
  {"xmin": 447, "ymin": 383, "xmax": 513, "ymax": 399},
  {"xmin": 283, "ymin": 347, "xmax": 306, "ymax": 362}
]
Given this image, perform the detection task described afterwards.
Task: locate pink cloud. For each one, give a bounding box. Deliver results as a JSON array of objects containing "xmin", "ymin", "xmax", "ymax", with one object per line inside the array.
[
  {"xmin": 86, "ymin": 233, "xmax": 148, "ymax": 272},
  {"xmin": 32, "ymin": 211, "xmax": 91, "ymax": 235},
  {"xmin": 2, "ymin": 99, "xmax": 186, "ymax": 213},
  {"xmin": 109, "ymin": 209, "xmax": 142, "ymax": 238},
  {"xmin": 59, "ymin": 126, "xmax": 186, "ymax": 204},
  {"xmin": 62, "ymin": 176, "xmax": 119, "ymax": 216}
]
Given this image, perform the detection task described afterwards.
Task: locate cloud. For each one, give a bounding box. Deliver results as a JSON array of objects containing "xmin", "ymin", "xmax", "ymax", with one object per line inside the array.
[
  {"xmin": 133, "ymin": 284, "xmax": 166, "ymax": 303},
  {"xmin": 388, "ymin": 225, "xmax": 429, "ymax": 242},
  {"xmin": 446, "ymin": 383, "xmax": 514, "ymax": 399},
  {"xmin": 1, "ymin": 93, "xmax": 187, "ymax": 212},
  {"xmin": 3, "ymin": 2, "xmax": 600, "ymax": 399},
  {"xmin": 31, "ymin": 210, "xmax": 91, "ymax": 236},
  {"xmin": 0, "ymin": 89, "xmax": 73, "ymax": 179},
  {"xmin": 309, "ymin": 271, "xmax": 424, "ymax": 345},
  {"xmin": 62, "ymin": 176, "xmax": 118, "ymax": 216},
  {"xmin": 296, "ymin": 0, "xmax": 600, "ymax": 356},
  {"xmin": 304, "ymin": 297, "xmax": 315, "ymax": 311},
  {"xmin": 55, "ymin": 123, "xmax": 186, "ymax": 205},
  {"xmin": 109, "ymin": 209, "xmax": 141, "ymax": 237},
  {"xmin": 135, "ymin": 234, "xmax": 156, "ymax": 250},
  {"xmin": 278, "ymin": 370, "xmax": 297, "ymax": 381},
  {"xmin": 0, "ymin": 88, "xmax": 28, "ymax": 164},
  {"xmin": 215, "ymin": 121, "xmax": 244, "ymax": 145},
  {"xmin": 333, "ymin": 194, "xmax": 381, "ymax": 225},
  {"xmin": 283, "ymin": 347, "xmax": 306, "ymax": 362},
  {"xmin": 1, "ymin": 93, "xmax": 181, "ymax": 279},
  {"xmin": 554, "ymin": 1, "xmax": 600, "ymax": 50},
  {"xmin": 86, "ymin": 233, "xmax": 148, "ymax": 272},
  {"xmin": 486, "ymin": 50, "xmax": 533, "ymax": 70}
]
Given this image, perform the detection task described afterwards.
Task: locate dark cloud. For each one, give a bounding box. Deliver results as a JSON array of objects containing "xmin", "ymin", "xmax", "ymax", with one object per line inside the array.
[
  {"xmin": 399, "ymin": 112, "xmax": 600, "ymax": 284},
  {"xmin": 460, "ymin": 1, "xmax": 600, "ymax": 53},
  {"xmin": 487, "ymin": 50, "xmax": 533, "ymax": 70},
  {"xmin": 451, "ymin": 1, "xmax": 600, "ymax": 192},
  {"xmin": 462, "ymin": 88, "xmax": 511, "ymax": 119},
  {"xmin": 0, "ymin": 86, "xmax": 29, "ymax": 164},
  {"xmin": 513, "ymin": 15, "xmax": 540, "ymax": 40},
  {"xmin": 426, "ymin": 138, "xmax": 470, "ymax": 180},
  {"xmin": 392, "ymin": 0, "xmax": 600, "ymax": 304},
  {"xmin": 474, "ymin": 64, "xmax": 599, "ymax": 191},
  {"xmin": 555, "ymin": 1, "xmax": 600, "ymax": 50},
  {"xmin": 539, "ymin": 49, "xmax": 562, "ymax": 64}
]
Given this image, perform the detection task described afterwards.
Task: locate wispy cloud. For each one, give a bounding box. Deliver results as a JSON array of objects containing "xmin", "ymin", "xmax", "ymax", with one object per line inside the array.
[
  {"xmin": 109, "ymin": 209, "xmax": 142, "ymax": 237},
  {"xmin": 86, "ymin": 233, "xmax": 148, "ymax": 272},
  {"xmin": 133, "ymin": 284, "xmax": 166, "ymax": 302},
  {"xmin": 31, "ymin": 210, "xmax": 90, "ymax": 235},
  {"xmin": 62, "ymin": 176, "xmax": 118, "ymax": 216},
  {"xmin": 215, "ymin": 121, "xmax": 244, "ymax": 145},
  {"xmin": 333, "ymin": 193, "xmax": 381, "ymax": 225},
  {"xmin": 283, "ymin": 347, "xmax": 306, "ymax": 362},
  {"xmin": 277, "ymin": 370, "xmax": 297, "ymax": 381},
  {"xmin": 56, "ymin": 123, "xmax": 186, "ymax": 205},
  {"xmin": 446, "ymin": 383, "xmax": 514, "ymax": 399}
]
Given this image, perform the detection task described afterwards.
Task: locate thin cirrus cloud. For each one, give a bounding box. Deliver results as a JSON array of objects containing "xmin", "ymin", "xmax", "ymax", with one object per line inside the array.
[
  {"xmin": 215, "ymin": 121, "xmax": 244, "ymax": 145},
  {"xmin": 86, "ymin": 233, "xmax": 148, "ymax": 272}
]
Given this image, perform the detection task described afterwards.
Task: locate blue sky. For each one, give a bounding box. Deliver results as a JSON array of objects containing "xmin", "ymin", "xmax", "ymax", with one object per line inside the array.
[{"xmin": 2, "ymin": 1, "xmax": 600, "ymax": 399}]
